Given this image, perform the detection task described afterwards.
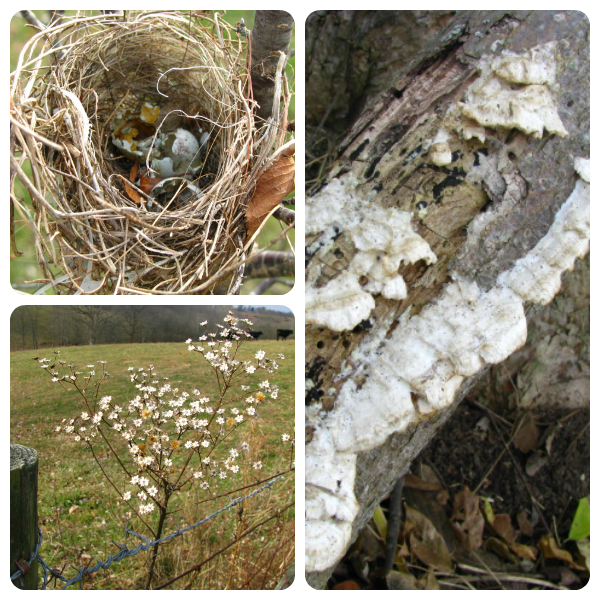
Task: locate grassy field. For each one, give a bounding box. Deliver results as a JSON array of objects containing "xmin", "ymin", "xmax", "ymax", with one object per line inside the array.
[{"xmin": 10, "ymin": 336, "xmax": 295, "ymax": 589}]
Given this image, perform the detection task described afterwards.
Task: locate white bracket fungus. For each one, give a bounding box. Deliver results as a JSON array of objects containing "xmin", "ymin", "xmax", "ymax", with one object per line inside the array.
[
  {"xmin": 306, "ymin": 174, "xmax": 437, "ymax": 332},
  {"xmin": 428, "ymin": 42, "xmax": 568, "ymax": 166},
  {"xmin": 305, "ymin": 158, "xmax": 589, "ymax": 573},
  {"xmin": 460, "ymin": 42, "xmax": 568, "ymax": 139},
  {"xmin": 429, "ymin": 129, "xmax": 453, "ymax": 167}
]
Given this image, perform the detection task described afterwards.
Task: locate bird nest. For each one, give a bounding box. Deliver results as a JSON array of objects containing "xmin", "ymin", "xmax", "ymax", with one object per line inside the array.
[{"xmin": 10, "ymin": 11, "xmax": 289, "ymax": 294}]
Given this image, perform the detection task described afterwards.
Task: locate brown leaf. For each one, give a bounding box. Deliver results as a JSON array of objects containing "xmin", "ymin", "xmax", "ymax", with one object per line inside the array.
[
  {"xmin": 538, "ymin": 534, "xmax": 582, "ymax": 569},
  {"xmin": 139, "ymin": 176, "xmax": 162, "ymax": 194},
  {"xmin": 332, "ymin": 580, "xmax": 362, "ymax": 590},
  {"xmin": 405, "ymin": 506, "xmax": 453, "ymax": 572},
  {"xmin": 513, "ymin": 411, "xmax": 540, "ymax": 454},
  {"xmin": 123, "ymin": 179, "xmax": 142, "ymax": 204},
  {"xmin": 130, "ymin": 161, "xmax": 139, "ymax": 183},
  {"xmin": 404, "ymin": 472, "xmax": 443, "ymax": 492},
  {"xmin": 451, "ymin": 487, "xmax": 484, "ymax": 552},
  {"xmin": 490, "ymin": 513, "xmax": 518, "ymax": 545},
  {"xmin": 245, "ymin": 152, "xmax": 295, "ymax": 239},
  {"xmin": 517, "ymin": 510, "xmax": 534, "ymax": 537}
]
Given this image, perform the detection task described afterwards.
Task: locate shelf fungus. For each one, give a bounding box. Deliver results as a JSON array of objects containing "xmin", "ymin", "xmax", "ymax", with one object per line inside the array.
[
  {"xmin": 459, "ymin": 42, "xmax": 569, "ymax": 139},
  {"xmin": 306, "ymin": 174, "xmax": 437, "ymax": 332},
  {"xmin": 428, "ymin": 41, "xmax": 569, "ymax": 167},
  {"xmin": 305, "ymin": 158, "xmax": 589, "ymax": 572},
  {"xmin": 428, "ymin": 129, "xmax": 453, "ymax": 167}
]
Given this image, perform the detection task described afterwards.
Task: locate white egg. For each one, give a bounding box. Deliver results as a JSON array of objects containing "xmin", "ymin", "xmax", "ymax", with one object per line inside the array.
[{"xmin": 166, "ymin": 128, "xmax": 200, "ymax": 162}]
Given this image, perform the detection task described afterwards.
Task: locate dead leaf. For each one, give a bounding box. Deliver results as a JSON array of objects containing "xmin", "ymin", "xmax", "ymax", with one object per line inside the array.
[
  {"xmin": 130, "ymin": 162, "xmax": 139, "ymax": 183},
  {"xmin": 451, "ymin": 487, "xmax": 485, "ymax": 552},
  {"xmin": 508, "ymin": 541, "xmax": 538, "ymax": 561},
  {"xmin": 513, "ymin": 411, "xmax": 540, "ymax": 454},
  {"xmin": 123, "ymin": 179, "xmax": 142, "ymax": 204},
  {"xmin": 245, "ymin": 151, "xmax": 295, "ymax": 239},
  {"xmin": 490, "ymin": 513, "xmax": 518, "ymax": 545},
  {"xmin": 538, "ymin": 534, "xmax": 583, "ymax": 570},
  {"xmin": 332, "ymin": 580, "xmax": 362, "ymax": 590},
  {"xmin": 517, "ymin": 510, "xmax": 534, "ymax": 537},
  {"xmin": 68, "ymin": 505, "xmax": 80, "ymax": 514},
  {"xmin": 405, "ymin": 506, "xmax": 453, "ymax": 572},
  {"xmin": 139, "ymin": 176, "xmax": 162, "ymax": 194},
  {"xmin": 404, "ymin": 472, "xmax": 443, "ymax": 492}
]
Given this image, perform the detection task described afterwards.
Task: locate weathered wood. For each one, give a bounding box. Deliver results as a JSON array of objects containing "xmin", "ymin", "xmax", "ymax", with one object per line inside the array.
[{"xmin": 10, "ymin": 444, "xmax": 39, "ymax": 589}]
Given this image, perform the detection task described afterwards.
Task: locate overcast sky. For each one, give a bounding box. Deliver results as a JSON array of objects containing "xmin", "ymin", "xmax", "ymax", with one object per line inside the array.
[{"xmin": 236, "ymin": 305, "xmax": 292, "ymax": 314}]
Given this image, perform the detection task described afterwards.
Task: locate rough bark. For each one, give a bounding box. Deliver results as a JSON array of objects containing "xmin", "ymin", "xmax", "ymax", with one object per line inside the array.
[
  {"xmin": 250, "ymin": 10, "xmax": 294, "ymax": 120},
  {"xmin": 306, "ymin": 10, "xmax": 455, "ymax": 132},
  {"xmin": 305, "ymin": 10, "xmax": 589, "ymax": 588}
]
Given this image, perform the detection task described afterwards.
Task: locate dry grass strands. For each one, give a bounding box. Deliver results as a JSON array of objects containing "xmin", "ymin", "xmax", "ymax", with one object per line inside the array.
[{"xmin": 10, "ymin": 11, "xmax": 287, "ymax": 294}]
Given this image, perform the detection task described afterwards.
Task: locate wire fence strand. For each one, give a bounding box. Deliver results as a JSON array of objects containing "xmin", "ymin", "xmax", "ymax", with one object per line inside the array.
[{"xmin": 11, "ymin": 473, "xmax": 287, "ymax": 590}]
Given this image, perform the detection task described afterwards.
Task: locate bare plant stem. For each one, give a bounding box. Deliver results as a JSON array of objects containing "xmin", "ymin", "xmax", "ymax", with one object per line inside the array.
[{"xmin": 145, "ymin": 502, "xmax": 168, "ymax": 589}]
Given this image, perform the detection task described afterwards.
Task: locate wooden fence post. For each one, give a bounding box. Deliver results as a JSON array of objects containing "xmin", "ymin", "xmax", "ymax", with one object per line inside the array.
[{"xmin": 10, "ymin": 443, "xmax": 39, "ymax": 589}]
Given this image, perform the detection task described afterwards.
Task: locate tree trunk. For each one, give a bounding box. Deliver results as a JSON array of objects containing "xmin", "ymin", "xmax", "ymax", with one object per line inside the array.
[{"xmin": 304, "ymin": 10, "xmax": 589, "ymax": 587}]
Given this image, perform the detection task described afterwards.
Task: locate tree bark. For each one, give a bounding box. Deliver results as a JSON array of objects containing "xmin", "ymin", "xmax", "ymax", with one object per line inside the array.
[
  {"xmin": 305, "ymin": 10, "xmax": 589, "ymax": 587},
  {"xmin": 306, "ymin": 10, "xmax": 455, "ymax": 132},
  {"xmin": 250, "ymin": 10, "xmax": 294, "ymax": 121}
]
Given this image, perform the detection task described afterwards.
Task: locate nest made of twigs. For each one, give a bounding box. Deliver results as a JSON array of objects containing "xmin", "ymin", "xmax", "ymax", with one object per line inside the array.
[{"xmin": 10, "ymin": 11, "xmax": 287, "ymax": 294}]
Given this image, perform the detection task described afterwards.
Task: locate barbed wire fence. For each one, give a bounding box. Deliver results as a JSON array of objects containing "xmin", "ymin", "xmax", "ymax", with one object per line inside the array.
[{"xmin": 11, "ymin": 473, "xmax": 288, "ymax": 590}]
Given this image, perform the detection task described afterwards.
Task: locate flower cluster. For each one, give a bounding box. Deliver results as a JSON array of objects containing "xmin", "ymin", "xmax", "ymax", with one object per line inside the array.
[{"xmin": 45, "ymin": 313, "xmax": 292, "ymax": 519}]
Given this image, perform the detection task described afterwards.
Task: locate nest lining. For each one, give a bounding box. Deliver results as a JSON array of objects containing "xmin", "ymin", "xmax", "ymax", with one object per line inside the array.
[{"xmin": 10, "ymin": 11, "xmax": 285, "ymax": 294}]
